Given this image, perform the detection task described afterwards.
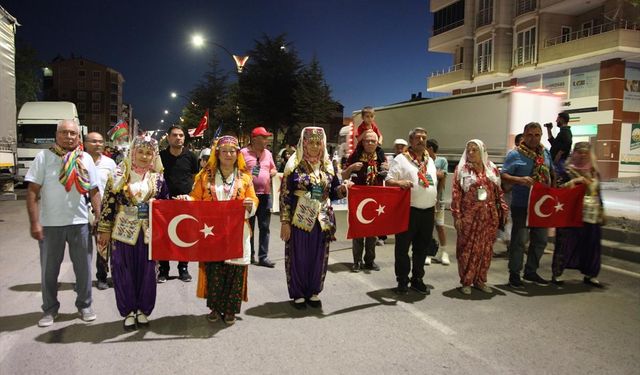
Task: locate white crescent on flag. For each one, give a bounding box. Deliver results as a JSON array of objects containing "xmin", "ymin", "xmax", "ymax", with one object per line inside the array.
[
  {"xmin": 167, "ymin": 214, "xmax": 199, "ymax": 247},
  {"xmin": 533, "ymin": 195, "xmax": 554, "ymax": 218},
  {"xmin": 355, "ymin": 198, "xmax": 376, "ymax": 224}
]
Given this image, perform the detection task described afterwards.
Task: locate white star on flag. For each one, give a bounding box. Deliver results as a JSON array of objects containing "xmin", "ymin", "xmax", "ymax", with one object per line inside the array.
[
  {"xmin": 200, "ymin": 223, "xmax": 214, "ymax": 238},
  {"xmin": 554, "ymin": 201, "xmax": 564, "ymax": 212},
  {"xmin": 376, "ymin": 205, "xmax": 385, "ymax": 216}
]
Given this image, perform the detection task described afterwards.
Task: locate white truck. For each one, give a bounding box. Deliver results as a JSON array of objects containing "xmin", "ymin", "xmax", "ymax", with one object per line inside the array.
[
  {"xmin": 0, "ymin": 6, "xmax": 17, "ymax": 199},
  {"xmin": 349, "ymin": 89, "xmax": 561, "ymax": 165},
  {"xmin": 16, "ymin": 101, "xmax": 84, "ymax": 181}
]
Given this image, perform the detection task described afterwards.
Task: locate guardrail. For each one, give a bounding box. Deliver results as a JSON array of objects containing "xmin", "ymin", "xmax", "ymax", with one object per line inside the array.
[
  {"xmin": 545, "ymin": 20, "xmax": 639, "ymax": 47},
  {"xmin": 430, "ymin": 63, "xmax": 464, "ymax": 77},
  {"xmin": 433, "ymin": 19, "xmax": 464, "ymax": 36}
]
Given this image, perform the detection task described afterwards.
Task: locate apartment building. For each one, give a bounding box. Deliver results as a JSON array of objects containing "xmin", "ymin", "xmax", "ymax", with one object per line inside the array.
[
  {"xmin": 427, "ymin": 0, "xmax": 640, "ymax": 179},
  {"xmin": 43, "ymin": 56, "xmax": 125, "ymax": 137}
]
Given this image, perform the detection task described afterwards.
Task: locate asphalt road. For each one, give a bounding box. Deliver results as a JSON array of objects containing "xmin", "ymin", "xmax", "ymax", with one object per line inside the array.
[{"xmin": 0, "ymin": 198, "xmax": 639, "ymax": 375}]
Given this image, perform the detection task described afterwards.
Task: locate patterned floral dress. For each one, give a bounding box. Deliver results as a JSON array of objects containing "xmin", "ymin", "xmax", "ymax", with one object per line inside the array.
[
  {"xmin": 280, "ymin": 160, "xmax": 341, "ymax": 300},
  {"xmin": 451, "ymin": 164, "xmax": 508, "ymax": 287}
]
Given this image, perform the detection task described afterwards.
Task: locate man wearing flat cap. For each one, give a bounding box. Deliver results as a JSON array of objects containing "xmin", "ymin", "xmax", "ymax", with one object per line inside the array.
[{"xmin": 241, "ymin": 126, "xmax": 278, "ymax": 267}]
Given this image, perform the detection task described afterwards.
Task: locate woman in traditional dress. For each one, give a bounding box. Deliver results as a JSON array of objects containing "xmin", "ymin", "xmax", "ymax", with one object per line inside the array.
[
  {"xmin": 280, "ymin": 127, "xmax": 349, "ymax": 309},
  {"xmin": 185, "ymin": 135, "xmax": 258, "ymax": 325},
  {"xmin": 97, "ymin": 136, "xmax": 168, "ymax": 329},
  {"xmin": 552, "ymin": 142, "xmax": 604, "ymax": 287},
  {"xmin": 451, "ymin": 139, "xmax": 508, "ymax": 295}
]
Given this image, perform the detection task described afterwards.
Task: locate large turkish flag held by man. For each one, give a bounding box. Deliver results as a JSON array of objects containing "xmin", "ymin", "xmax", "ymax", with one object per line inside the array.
[
  {"xmin": 347, "ymin": 185, "xmax": 410, "ymax": 239},
  {"xmin": 527, "ymin": 183, "xmax": 586, "ymax": 227},
  {"xmin": 150, "ymin": 200, "xmax": 244, "ymax": 261}
]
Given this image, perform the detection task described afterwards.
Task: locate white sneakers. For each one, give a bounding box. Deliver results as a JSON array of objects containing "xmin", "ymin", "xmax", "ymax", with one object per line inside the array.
[
  {"xmin": 38, "ymin": 313, "xmax": 57, "ymax": 327},
  {"xmin": 426, "ymin": 250, "xmax": 450, "ymax": 266}
]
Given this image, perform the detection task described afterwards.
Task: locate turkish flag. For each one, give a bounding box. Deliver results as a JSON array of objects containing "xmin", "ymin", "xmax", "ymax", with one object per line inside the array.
[
  {"xmin": 150, "ymin": 199, "xmax": 244, "ymax": 261},
  {"xmin": 347, "ymin": 185, "xmax": 410, "ymax": 239},
  {"xmin": 526, "ymin": 183, "xmax": 586, "ymax": 227},
  {"xmin": 192, "ymin": 109, "xmax": 209, "ymax": 138}
]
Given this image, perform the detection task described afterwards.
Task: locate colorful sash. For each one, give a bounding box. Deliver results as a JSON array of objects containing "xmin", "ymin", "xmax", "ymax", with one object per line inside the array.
[
  {"xmin": 517, "ymin": 144, "xmax": 551, "ymax": 185},
  {"xmin": 49, "ymin": 144, "xmax": 91, "ymax": 194}
]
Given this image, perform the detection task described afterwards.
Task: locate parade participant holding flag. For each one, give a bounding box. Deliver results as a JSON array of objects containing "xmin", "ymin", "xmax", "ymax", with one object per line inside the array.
[
  {"xmin": 97, "ymin": 135, "xmax": 168, "ymax": 330},
  {"xmin": 451, "ymin": 139, "xmax": 508, "ymax": 295},
  {"xmin": 552, "ymin": 142, "xmax": 604, "ymax": 287},
  {"xmin": 280, "ymin": 127, "xmax": 349, "ymax": 309},
  {"xmin": 501, "ymin": 122, "xmax": 553, "ymax": 289},
  {"xmin": 26, "ymin": 119, "xmax": 101, "ymax": 327},
  {"xmin": 178, "ymin": 135, "xmax": 257, "ymax": 325},
  {"xmin": 386, "ymin": 127, "xmax": 438, "ymax": 295}
]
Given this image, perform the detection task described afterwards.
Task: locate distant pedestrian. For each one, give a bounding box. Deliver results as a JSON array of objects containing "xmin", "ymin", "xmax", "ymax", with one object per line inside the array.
[
  {"xmin": 501, "ymin": 122, "xmax": 553, "ymax": 288},
  {"xmin": 199, "ymin": 147, "xmax": 211, "ymax": 169},
  {"xmin": 354, "ymin": 106, "xmax": 384, "ymax": 145},
  {"xmin": 26, "ymin": 119, "xmax": 101, "ymax": 327},
  {"xmin": 393, "ymin": 138, "xmax": 408, "ymax": 156},
  {"xmin": 97, "ymin": 136, "xmax": 168, "ymax": 330},
  {"xmin": 241, "ymin": 126, "xmax": 278, "ymax": 268},
  {"xmin": 552, "ymin": 142, "xmax": 604, "ymax": 287},
  {"xmin": 451, "ymin": 139, "xmax": 508, "ymax": 295},
  {"xmin": 342, "ymin": 130, "xmax": 388, "ymax": 272},
  {"xmin": 386, "ymin": 127, "xmax": 438, "ymax": 295},
  {"xmin": 185, "ymin": 136, "xmax": 258, "ymax": 325},
  {"xmin": 158, "ymin": 125, "xmax": 199, "ymax": 283},
  {"xmin": 425, "ymin": 138, "xmax": 450, "ymax": 266},
  {"xmin": 84, "ymin": 132, "xmax": 117, "ymax": 290},
  {"xmin": 546, "ymin": 112, "xmax": 572, "ymax": 173},
  {"xmin": 280, "ymin": 127, "xmax": 349, "ymax": 309}
]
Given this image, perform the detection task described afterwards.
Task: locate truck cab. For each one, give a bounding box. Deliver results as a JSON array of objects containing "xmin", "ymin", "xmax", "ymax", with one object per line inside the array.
[{"xmin": 16, "ymin": 101, "xmax": 85, "ymax": 181}]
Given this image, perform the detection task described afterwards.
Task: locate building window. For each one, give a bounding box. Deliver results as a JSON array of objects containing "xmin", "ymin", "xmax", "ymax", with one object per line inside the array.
[
  {"xmin": 433, "ymin": 0, "xmax": 465, "ymax": 36},
  {"xmin": 476, "ymin": 39, "xmax": 492, "ymax": 74},
  {"xmin": 476, "ymin": 0, "xmax": 493, "ymax": 27},
  {"xmin": 110, "ymin": 115, "xmax": 118, "ymax": 123},
  {"xmin": 110, "ymin": 94, "xmax": 118, "ymax": 102},
  {"xmin": 92, "ymin": 71, "xmax": 101, "ymax": 79},
  {"xmin": 110, "ymin": 104, "xmax": 118, "ymax": 112},
  {"xmin": 78, "ymin": 80, "xmax": 86, "ymax": 89},
  {"xmin": 561, "ymin": 26, "xmax": 572, "ymax": 43},
  {"xmin": 77, "ymin": 91, "xmax": 87, "ymax": 100},
  {"xmin": 91, "ymin": 80, "xmax": 101, "ymax": 90},
  {"xmin": 110, "ymin": 82, "xmax": 119, "ymax": 92},
  {"xmin": 79, "ymin": 114, "xmax": 85, "ymax": 122},
  {"xmin": 78, "ymin": 102, "xmax": 86, "ymax": 111},
  {"xmin": 92, "ymin": 103, "xmax": 101, "ymax": 112},
  {"xmin": 514, "ymin": 27, "xmax": 536, "ymax": 67},
  {"xmin": 92, "ymin": 92, "xmax": 102, "ymax": 101},
  {"xmin": 582, "ymin": 20, "xmax": 593, "ymax": 37},
  {"xmin": 92, "ymin": 114, "xmax": 101, "ymax": 123},
  {"xmin": 515, "ymin": 0, "xmax": 536, "ymax": 17},
  {"xmin": 78, "ymin": 70, "xmax": 86, "ymax": 78}
]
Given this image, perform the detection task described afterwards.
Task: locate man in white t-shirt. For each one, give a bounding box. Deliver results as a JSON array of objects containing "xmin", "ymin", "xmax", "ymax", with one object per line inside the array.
[
  {"xmin": 26, "ymin": 119, "xmax": 101, "ymax": 327},
  {"xmin": 386, "ymin": 127, "xmax": 438, "ymax": 295},
  {"xmin": 84, "ymin": 132, "xmax": 117, "ymax": 290}
]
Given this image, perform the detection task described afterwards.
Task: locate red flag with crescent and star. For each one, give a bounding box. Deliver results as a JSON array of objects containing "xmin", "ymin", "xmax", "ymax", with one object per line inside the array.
[
  {"xmin": 192, "ymin": 109, "xmax": 209, "ymax": 138},
  {"xmin": 526, "ymin": 183, "xmax": 586, "ymax": 227},
  {"xmin": 150, "ymin": 199, "xmax": 244, "ymax": 261},
  {"xmin": 347, "ymin": 185, "xmax": 410, "ymax": 239}
]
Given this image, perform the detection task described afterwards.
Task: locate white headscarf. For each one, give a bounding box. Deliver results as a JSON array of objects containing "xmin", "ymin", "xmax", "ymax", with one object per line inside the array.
[
  {"xmin": 284, "ymin": 127, "xmax": 334, "ymax": 175},
  {"xmin": 456, "ymin": 139, "xmax": 500, "ymax": 192}
]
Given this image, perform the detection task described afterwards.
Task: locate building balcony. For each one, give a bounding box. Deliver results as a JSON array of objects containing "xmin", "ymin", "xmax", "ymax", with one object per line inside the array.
[
  {"xmin": 429, "ymin": 20, "xmax": 465, "ymax": 53},
  {"xmin": 539, "ymin": 21, "xmax": 640, "ymax": 67},
  {"xmin": 514, "ymin": 0, "xmax": 537, "ymax": 17},
  {"xmin": 427, "ymin": 63, "xmax": 472, "ymax": 92},
  {"xmin": 476, "ymin": 8, "xmax": 493, "ymax": 28}
]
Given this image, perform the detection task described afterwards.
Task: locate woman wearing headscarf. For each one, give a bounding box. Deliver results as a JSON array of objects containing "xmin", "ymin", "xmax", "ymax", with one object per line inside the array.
[
  {"xmin": 97, "ymin": 136, "xmax": 168, "ymax": 329},
  {"xmin": 184, "ymin": 135, "xmax": 258, "ymax": 325},
  {"xmin": 451, "ymin": 139, "xmax": 508, "ymax": 295},
  {"xmin": 552, "ymin": 142, "xmax": 604, "ymax": 287},
  {"xmin": 280, "ymin": 127, "xmax": 349, "ymax": 309}
]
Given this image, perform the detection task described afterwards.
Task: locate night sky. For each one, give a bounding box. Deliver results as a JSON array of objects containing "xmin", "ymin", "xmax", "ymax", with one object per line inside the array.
[{"xmin": 3, "ymin": 0, "xmax": 450, "ymax": 130}]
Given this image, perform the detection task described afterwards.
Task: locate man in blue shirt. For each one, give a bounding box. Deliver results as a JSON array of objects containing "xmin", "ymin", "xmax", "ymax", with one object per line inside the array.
[{"xmin": 501, "ymin": 122, "xmax": 553, "ymax": 288}]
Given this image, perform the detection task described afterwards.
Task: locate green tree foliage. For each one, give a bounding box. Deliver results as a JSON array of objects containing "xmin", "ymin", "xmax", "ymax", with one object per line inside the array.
[
  {"xmin": 15, "ymin": 40, "xmax": 43, "ymax": 110},
  {"xmin": 238, "ymin": 34, "xmax": 302, "ymax": 147}
]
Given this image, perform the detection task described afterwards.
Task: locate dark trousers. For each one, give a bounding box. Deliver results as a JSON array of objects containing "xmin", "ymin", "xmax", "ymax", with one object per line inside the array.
[
  {"xmin": 394, "ymin": 206, "xmax": 434, "ymax": 284},
  {"xmin": 352, "ymin": 237, "xmax": 377, "ymax": 264},
  {"xmin": 249, "ymin": 194, "xmax": 272, "ymax": 261},
  {"xmin": 158, "ymin": 261, "xmax": 188, "ymax": 276},
  {"xmin": 508, "ymin": 206, "xmax": 548, "ymax": 277},
  {"xmin": 96, "ymin": 251, "xmax": 109, "ymax": 281}
]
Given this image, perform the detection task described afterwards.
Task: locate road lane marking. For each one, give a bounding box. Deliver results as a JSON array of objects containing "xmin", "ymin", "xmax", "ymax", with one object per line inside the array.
[{"xmin": 601, "ymin": 264, "xmax": 640, "ymax": 279}]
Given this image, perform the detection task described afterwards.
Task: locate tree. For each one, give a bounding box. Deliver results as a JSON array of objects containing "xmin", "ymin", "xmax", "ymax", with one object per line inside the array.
[
  {"xmin": 291, "ymin": 56, "xmax": 336, "ymax": 143},
  {"xmin": 239, "ymin": 34, "xmax": 303, "ymax": 148},
  {"xmin": 15, "ymin": 40, "xmax": 43, "ymax": 110}
]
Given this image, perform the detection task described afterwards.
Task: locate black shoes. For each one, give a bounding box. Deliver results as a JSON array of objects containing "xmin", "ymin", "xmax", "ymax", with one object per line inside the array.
[
  {"xmin": 258, "ymin": 259, "xmax": 275, "ymax": 268},
  {"xmin": 363, "ymin": 262, "xmax": 380, "ymax": 271},
  {"xmin": 523, "ymin": 272, "xmax": 549, "ymax": 286},
  {"xmin": 410, "ymin": 279, "xmax": 429, "ymax": 295},
  {"xmin": 250, "ymin": 257, "xmax": 258, "ymax": 265},
  {"xmin": 178, "ymin": 271, "xmax": 192, "ymax": 282},
  {"xmin": 351, "ymin": 262, "xmax": 361, "ymax": 273},
  {"xmin": 395, "ymin": 283, "xmax": 409, "ymax": 295},
  {"xmin": 157, "ymin": 274, "xmax": 168, "ymax": 284},
  {"xmin": 509, "ymin": 274, "xmax": 524, "ymax": 289}
]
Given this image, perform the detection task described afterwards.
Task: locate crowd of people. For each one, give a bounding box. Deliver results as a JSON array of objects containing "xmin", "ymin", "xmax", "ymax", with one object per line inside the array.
[{"xmin": 26, "ymin": 107, "xmax": 604, "ymax": 330}]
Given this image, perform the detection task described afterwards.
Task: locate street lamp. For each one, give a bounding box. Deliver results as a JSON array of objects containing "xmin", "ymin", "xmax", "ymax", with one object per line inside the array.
[
  {"xmin": 164, "ymin": 109, "xmax": 169, "ymax": 115},
  {"xmin": 191, "ymin": 33, "xmax": 249, "ymax": 73},
  {"xmin": 170, "ymin": 91, "xmax": 198, "ymax": 107}
]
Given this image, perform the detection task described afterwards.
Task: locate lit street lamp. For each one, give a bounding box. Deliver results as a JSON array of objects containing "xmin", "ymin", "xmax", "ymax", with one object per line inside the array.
[
  {"xmin": 164, "ymin": 109, "xmax": 169, "ymax": 115},
  {"xmin": 191, "ymin": 33, "xmax": 249, "ymax": 73}
]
